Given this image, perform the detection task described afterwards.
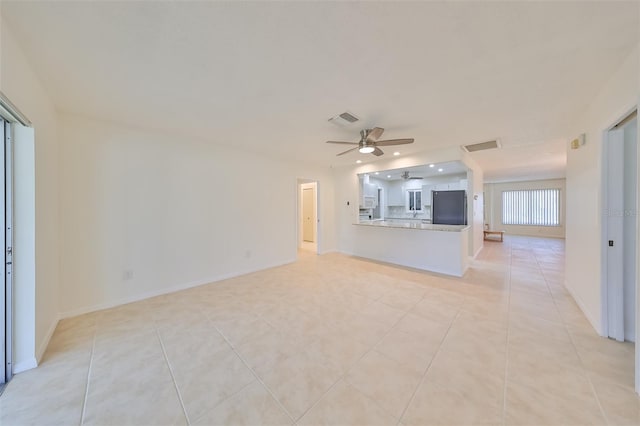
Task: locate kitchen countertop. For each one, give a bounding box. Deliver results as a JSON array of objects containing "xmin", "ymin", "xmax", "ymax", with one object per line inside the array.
[
  {"xmin": 355, "ymin": 220, "xmax": 468, "ymax": 232},
  {"xmin": 383, "ymin": 217, "xmax": 430, "ymax": 221}
]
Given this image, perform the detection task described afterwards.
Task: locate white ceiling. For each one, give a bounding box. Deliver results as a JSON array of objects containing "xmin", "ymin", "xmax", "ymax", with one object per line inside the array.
[{"xmin": 2, "ymin": 1, "xmax": 638, "ymax": 180}]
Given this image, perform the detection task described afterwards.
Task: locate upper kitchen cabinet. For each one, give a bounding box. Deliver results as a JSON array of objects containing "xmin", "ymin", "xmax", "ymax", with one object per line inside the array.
[
  {"xmin": 433, "ymin": 179, "xmax": 467, "ymax": 191},
  {"xmin": 386, "ymin": 181, "xmax": 404, "ymax": 206},
  {"xmin": 422, "ymin": 184, "xmax": 434, "ymax": 206},
  {"xmin": 359, "ymin": 175, "xmax": 379, "ymax": 208}
]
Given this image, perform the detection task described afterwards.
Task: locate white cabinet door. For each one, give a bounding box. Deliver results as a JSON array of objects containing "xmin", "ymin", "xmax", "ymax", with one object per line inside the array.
[
  {"xmin": 364, "ymin": 183, "xmax": 377, "ymax": 198},
  {"xmin": 422, "ymin": 185, "xmax": 433, "ymax": 206},
  {"xmin": 387, "ymin": 182, "xmax": 404, "ymax": 206}
]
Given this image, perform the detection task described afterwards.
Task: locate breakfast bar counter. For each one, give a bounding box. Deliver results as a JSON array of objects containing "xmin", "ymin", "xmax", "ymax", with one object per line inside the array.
[{"xmin": 351, "ymin": 220, "xmax": 470, "ymax": 276}]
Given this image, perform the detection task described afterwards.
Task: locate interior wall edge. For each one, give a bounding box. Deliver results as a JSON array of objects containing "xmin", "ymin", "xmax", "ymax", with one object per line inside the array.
[
  {"xmin": 57, "ymin": 257, "xmax": 297, "ymax": 320},
  {"xmin": 565, "ymin": 279, "xmax": 604, "ymax": 336},
  {"xmin": 35, "ymin": 315, "xmax": 59, "ymax": 364}
]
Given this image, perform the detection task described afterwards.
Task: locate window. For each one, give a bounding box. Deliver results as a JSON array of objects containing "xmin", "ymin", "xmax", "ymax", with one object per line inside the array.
[
  {"xmin": 502, "ymin": 189, "xmax": 560, "ymax": 226},
  {"xmin": 407, "ymin": 189, "xmax": 422, "ymax": 212}
]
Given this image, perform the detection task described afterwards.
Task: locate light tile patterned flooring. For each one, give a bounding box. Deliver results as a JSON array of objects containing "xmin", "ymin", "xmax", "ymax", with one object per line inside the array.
[{"xmin": 1, "ymin": 236, "xmax": 638, "ymax": 425}]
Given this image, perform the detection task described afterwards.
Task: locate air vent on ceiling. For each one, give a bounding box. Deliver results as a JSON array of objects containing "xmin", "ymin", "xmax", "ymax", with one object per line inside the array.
[
  {"xmin": 328, "ymin": 111, "xmax": 359, "ymax": 125},
  {"xmin": 461, "ymin": 139, "xmax": 501, "ymax": 153}
]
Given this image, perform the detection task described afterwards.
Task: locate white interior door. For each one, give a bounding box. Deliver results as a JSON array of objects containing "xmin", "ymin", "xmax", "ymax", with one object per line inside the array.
[
  {"xmin": 623, "ymin": 118, "xmax": 637, "ymax": 342},
  {"xmin": 0, "ymin": 119, "xmax": 5, "ymax": 384},
  {"xmin": 302, "ymin": 188, "xmax": 315, "ymax": 242},
  {"xmin": 606, "ymin": 127, "xmax": 625, "ymax": 341}
]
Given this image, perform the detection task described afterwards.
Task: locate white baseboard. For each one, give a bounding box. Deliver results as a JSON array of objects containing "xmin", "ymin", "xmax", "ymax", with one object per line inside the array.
[
  {"xmin": 13, "ymin": 357, "xmax": 38, "ymax": 374},
  {"xmin": 473, "ymin": 243, "xmax": 484, "ymax": 259},
  {"xmin": 565, "ymin": 281, "xmax": 603, "ymax": 336},
  {"xmin": 318, "ymin": 248, "xmax": 339, "ymax": 255},
  {"xmin": 36, "ymin": 316, "xmax": 60, "ymax": 363},
  {"xmin": 59, "ymin": 258, "xmax": 297, "ymax": 320}
]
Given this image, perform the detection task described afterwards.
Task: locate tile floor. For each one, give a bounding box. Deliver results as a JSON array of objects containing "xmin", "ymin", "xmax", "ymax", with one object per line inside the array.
[{"xmin": 1, "ymin": 236, "xmax": 638, "ymax": 425}]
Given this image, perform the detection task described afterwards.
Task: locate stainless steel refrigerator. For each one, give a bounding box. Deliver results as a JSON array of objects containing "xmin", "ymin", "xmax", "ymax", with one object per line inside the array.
[{"xmin": 432, "ymin": 190, "xmax": 467, "ymax": 225}]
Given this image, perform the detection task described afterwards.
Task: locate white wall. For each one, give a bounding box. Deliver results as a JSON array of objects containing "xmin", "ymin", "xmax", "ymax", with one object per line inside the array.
[
  {"xmin": 566, "ymin": 43, "xmax": 639, "ymax": 334},
  {"xmin": 1, "ymin": 19, "xmax": 60, "ymax": 371},
  {"xmin": 58, "ymin": 113, "xmax": 335, "ymax": 317},
  {"xmin": 484, "ymin": 179, "xmax": 566, "ymax": 239},
  {"xmin": 462, "ymin": 154, "xmax": 485, "ymax": 259}
]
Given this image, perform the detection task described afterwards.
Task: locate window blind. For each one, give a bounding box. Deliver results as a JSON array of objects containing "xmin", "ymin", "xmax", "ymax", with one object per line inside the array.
[{"xmin": 502, "ymin": 189, "xmax": 560, "ymax": 226}]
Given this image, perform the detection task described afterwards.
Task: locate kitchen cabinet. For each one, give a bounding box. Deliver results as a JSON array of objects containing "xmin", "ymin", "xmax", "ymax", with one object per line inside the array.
[
  {"xmin": 432, "ymin": 179, "xmax": 467, "ymax": 191},
  {"xmin": 363, "ymin": 182, "xmax": 378, "ymax": 198},
  {"xmin": 434, "ymin": 182, "xmax": 463, "ymax": 191},
  {"xmin": 359, "ymin": 177, "xmax": 379, "ymax": 208},
  {"xmin": 422, "ymin": 185, "xmax": 434, "ymax": 206},
  {"xmin": 387, "ymin": 181, "xmax": 404, "ymax": 206}
]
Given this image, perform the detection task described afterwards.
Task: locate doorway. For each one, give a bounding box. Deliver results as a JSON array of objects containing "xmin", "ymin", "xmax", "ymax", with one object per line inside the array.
[
  {"xmin": 603, "ymin": 109, "xmax": 638, "ymax": 344},
  {"xmin": 298, "ymin": 180, "xmax": 318, "ymax": 253}
]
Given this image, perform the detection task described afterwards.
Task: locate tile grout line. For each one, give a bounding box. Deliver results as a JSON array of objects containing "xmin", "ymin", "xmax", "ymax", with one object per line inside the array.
[
  {"xmin": 285, "ymin": 287, "xmax": 432, "ymax": 424},
  {"xmin": 287, "ymin": 297, "xmax": 418, "ymax": 424},
  {"xmin": 396, "ymin": 307, "xmax": 463, "ymax": 423},
  {"xmin": 190, "ymin": 378, "xmax": 257, "ymax": 425},
  {"xmin": 198, "ymin": 308, "xmax": 297, "ymax": 425},
  {"xmin": 155, "ymin": 328, "xmax": 191, "ymax": 425},
  {"xmin": 501, "ymin": 237, "xmax": 513, "ymax": 426},
  {"xmin": 537, "ymin": 249, "xmax": 612, "ymax": 426},
  {"xmin": 78, "ymin": 324, "xmax": 98, "ymax": 425}
]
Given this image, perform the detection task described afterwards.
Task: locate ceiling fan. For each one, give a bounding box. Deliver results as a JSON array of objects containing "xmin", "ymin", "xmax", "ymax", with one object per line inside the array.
[
  {"xmin": 326, "ymin": 127, "xmax": 414, "ymax": 156},
  {"xmin": 401, "ymin": 171, "xmax": 423, "ymax": 180}
]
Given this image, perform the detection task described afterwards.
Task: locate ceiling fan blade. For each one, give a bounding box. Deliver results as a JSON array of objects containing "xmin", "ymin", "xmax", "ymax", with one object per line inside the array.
[
  {"xmin": 326, "ymin": 141, "xmax": 358, "ymax": 145},
  {"xmin": 409, "ymin": 176, "xmax": 424, "ymax": 179},
  {"xmin": 366, "ymin": 127, "xmax": 385, "ymax": 142},
  {"xmin": 374, "ymin": 138, "xmax": 414, "ymax": 146},
  {"xmin": 372, "ymin": 147, "xmax": 384, "ymax": 156},
  {"xmin": 336, "ymin": 147, "xmax": 359, "ymax": 156}
]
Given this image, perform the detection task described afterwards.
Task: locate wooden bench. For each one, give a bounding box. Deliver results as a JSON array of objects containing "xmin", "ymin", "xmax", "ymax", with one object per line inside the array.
[{"xmin": 483, "ymin": 230, "xmax": 505, "ymax": 242}]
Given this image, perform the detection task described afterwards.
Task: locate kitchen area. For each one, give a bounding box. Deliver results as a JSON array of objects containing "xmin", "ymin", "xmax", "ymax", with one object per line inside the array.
[
  {"xmin": 354, "ymin": 161, "xmax": 471, "ymax": 276},
  {"xmin": 358, "ymin": 161, "xmax": 468, "ymax": 225}
]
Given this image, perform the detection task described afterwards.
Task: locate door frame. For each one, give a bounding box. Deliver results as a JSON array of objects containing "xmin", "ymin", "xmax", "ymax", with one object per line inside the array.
[
  {"xmin": 1, "ymin": 118, "xmax": 13, "ymax": 386},
  {"xmin": 302, "ymin": 186, "xmax": 316, "ymax": 243},
  {"xmin": 600, "ymin": 106, "xmax": 639, "ymax": 392},
  {"xmin": 296, "ymin": 179, "xmax": 320, "ymax": 254}
]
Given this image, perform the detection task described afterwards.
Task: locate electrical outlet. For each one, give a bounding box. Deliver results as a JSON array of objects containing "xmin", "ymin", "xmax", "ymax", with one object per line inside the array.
[
  {"xmin": 123, "ymin": 269, "xmax": 134, "ymax": 280},
  {"xmin": 245, "ymin": 250, "xmax": 252, "ymax": 259}
]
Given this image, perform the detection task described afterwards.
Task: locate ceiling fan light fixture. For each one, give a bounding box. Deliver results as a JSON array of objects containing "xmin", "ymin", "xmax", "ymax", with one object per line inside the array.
[{"xmin": 359, "ymin": 146, "xmax": 375, "ymax": 154}]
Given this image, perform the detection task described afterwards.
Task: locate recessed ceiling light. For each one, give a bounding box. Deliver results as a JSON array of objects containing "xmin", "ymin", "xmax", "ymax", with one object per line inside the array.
[
  {"xmin": 429, "ymin": 164, "xmax": 435, "ymax": 168},
  {"xmin": 356, "ymin": 160, "xmax": 362, "ymax": 164},
  {"xmin": 375, "ymin": 172, "xmax": 379, "ymax": 175},
  {"xmin": 438, "ymin": 168, "xmax": 443, "ymax": 172},
  {"xmin": 387, "ymin": 175, "xmax": 391, "ymax": 178},
  {"xmin": 393, "ymin": 152, "xmax": 400, "ymax": 156}
]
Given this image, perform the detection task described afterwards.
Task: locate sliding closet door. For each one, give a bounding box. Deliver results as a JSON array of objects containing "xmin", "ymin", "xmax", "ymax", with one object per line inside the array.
[{"xmin": 1, "ymin": 118, "xmax": 12, "ymax": 385}]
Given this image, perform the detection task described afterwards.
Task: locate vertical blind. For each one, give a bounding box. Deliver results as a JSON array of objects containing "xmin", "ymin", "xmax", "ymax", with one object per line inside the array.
[{"xmin": 502, "ymin": 189, "xmax": 561, "ymax": 226}]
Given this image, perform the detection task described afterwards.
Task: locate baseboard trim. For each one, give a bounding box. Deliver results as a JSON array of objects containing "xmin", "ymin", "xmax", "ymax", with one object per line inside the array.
[
  {"xmin": 318, "ymin": 248, "xmax": 339, "ymax": 255},
  {"xmin": 36, "ymin": 316, "xmax": 60, "ymax": 363},
  {"xmin": 473, "ymin": 243, "xmax": 483, "ymax": 259},
  {"xmin": 59, "ymin": 258, "xmax": 297, "ymax": 319},
  {"xmin": 565, "ymin": 281, "xmax": 603, "ymax": 336},
  {"xmin": 13, "ymin": 357, "xmax": 38, "ymax": 374}
]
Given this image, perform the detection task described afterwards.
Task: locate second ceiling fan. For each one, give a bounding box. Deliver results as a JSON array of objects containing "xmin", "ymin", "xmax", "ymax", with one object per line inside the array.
[{"xmin": 327, "ymin": 127, "xmax": 414, "ymax": 156}]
